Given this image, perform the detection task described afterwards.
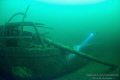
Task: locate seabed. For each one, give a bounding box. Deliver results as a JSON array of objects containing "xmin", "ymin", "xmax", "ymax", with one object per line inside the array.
[{"xmin": 54, "ymin": 50, "xmax": 120, "ymax": 80}]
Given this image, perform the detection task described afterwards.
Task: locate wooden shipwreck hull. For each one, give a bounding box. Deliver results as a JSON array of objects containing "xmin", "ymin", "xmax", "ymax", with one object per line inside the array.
[
  {"xmin": 0, "ymin": 19, "xmax": 89, "ymax": 80},
  {"xmin": 0, "ymin": 39, "xmax": 89, "ymax": 80},
  {"xmin": 0, "ymin": 47, "xmax": 88, "ymax": 80},
  {"xmin": 0, "ymin": 8, "xmax": 117, "ymax": 80}
]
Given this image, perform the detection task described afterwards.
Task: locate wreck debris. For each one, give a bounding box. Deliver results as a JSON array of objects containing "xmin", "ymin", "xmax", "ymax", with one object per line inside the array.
[
  {"xmin": 0, "ymin": 6, "xmax": 118, "ymax": 80},
  {"xmin": 19, "ymin": 6, "xmax": 29, "ymax": 36},
  {"xmin": 0, "ymin": 6, "xmax": 117, "ymax": 69},
  {"xmin": 32, "ymin": 22, "xmax": 45, "ymax": 48},
  {"xmin": 43, "ymin": 38, "xmax": 118, "ymax": 69}
]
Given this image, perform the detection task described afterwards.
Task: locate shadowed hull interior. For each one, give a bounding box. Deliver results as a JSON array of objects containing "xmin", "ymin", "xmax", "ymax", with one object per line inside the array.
[{"xmin": 0, "ymin": 47, "xmax": 89, "ymax": 80}]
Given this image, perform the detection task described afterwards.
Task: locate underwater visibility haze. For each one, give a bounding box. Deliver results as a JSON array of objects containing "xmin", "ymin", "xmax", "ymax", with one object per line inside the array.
[{"xmin": 0, "ymin": 0, "xmax": 120, "ymax": 80}]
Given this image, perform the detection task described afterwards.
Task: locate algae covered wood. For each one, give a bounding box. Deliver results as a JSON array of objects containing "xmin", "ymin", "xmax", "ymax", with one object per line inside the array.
[{"xmin": 43, "ymin": 38, "xmax": 118, "ymax": 69}]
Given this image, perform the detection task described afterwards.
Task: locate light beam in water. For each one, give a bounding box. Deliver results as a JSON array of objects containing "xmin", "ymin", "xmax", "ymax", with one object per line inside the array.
[
  {"xmin": 80, "ymin": 33, "xmax": 94, "ymax": 47},
  {"xmin": 74, "ymin": 33, "xmax": 94, "ymax": 51}
]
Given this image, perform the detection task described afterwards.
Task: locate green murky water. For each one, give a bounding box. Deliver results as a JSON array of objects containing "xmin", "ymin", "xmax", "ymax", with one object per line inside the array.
[{"xmin": 0, "ymin": 0, "xmax": 120, "ymax": 80}]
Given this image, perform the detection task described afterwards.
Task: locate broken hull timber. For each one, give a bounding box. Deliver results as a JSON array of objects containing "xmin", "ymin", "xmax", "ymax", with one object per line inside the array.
[
  {"xmin": 0, "ymin": 47, "xmax": 89, "ymax": 80},
  {"xmin": 0, "ymin": 20, "xmax": 89, "ymax": 80},
  {"xmin": 0, "ymin": 8, "xmax": 117, "ymax": 80}
]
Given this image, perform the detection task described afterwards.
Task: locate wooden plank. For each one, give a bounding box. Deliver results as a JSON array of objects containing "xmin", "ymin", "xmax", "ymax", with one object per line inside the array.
[{"xmin": 43, "ymin": 38, "xmax": 118, "ymax": 69}]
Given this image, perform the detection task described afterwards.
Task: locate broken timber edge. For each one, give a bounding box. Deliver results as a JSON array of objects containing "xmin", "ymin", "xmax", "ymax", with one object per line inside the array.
[{"xmin": 43, "ymin": 38, "xmax": 118, "ymax": 70}]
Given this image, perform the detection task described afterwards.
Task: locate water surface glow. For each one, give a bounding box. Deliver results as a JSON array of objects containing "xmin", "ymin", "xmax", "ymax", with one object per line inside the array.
[{"xmin": 37, "ymin": 0, "xmax": 105, "ymax": 5}]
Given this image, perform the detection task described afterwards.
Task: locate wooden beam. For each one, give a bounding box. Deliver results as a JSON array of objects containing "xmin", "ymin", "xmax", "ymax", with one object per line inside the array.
[{"xmin": 43, "ymin": 38, "xmax": 118, "ymax": 69}]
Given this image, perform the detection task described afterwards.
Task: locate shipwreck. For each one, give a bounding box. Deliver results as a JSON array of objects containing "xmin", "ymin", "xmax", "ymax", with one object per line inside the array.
[{"xmin": 0, "ymin": 6, "xmax": 117, "ymax": 80}]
